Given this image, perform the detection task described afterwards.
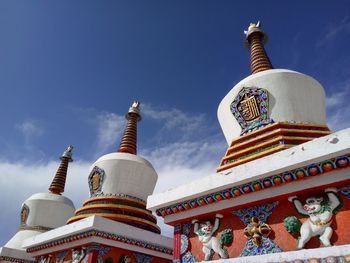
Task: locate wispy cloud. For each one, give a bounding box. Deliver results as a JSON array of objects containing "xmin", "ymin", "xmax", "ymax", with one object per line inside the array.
[
  {"xmin": 142, "ymin": 104, "xmax": 210, "ymax": 140},
  {"xmin": 95, "ymin": 112, "xmax": 125, "ymax": 154},
  {"xmin": 326, "ymin": 80, "xmax": 350, "ymax": 131},
  {"xmin": 0, "ymin": 105, "xmax": 227, "ymax": 244},
  {"xmin": 15, "ymin": 119, "xmax": 44, "ymax": 143},
  {"xmin": 0, "ymin": 159, "xmax": 90, "ymax": 245},
  {"xmin": 317, "ymin": 17, "xmax": 350, "ymax": 47}
]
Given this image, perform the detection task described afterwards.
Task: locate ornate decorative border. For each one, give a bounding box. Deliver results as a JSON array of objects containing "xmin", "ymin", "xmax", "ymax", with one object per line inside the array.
[
  {"xmin": 84, "ymin": 193, "xmax": 146, "ymax": 205},
  {"xmin": 18, "ymin": 225, "xmax": 53, "ymax": 232},
  {"xmin": 20, "ymin": 204, "xmax": 30, "ymax": 226},
  {"xmin": 0, "ymin": 256, "xmax": 34, "ymax": 263},
  {"xmin": 88, "ymin": 166, "xmax": 105, "ymax": 197},
  {"xmin": 156, "ymin": 155, "xmax": 350, "ymax": 217},
  {"xmin": 230, "ymin": 87, "xmax": 273, "ymax": 134},
  {"xmin": 26, "ymin": 229, "xmax": 173, "ymax": 256}
]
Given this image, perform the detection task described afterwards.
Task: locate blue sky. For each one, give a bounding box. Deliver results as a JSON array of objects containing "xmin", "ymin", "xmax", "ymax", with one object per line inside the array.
[{"xmin": 0, "ymin": 1, "xmax": 350, "ymax": 244}]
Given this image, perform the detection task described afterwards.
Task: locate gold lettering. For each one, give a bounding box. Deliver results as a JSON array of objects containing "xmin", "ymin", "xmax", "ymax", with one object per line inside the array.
[{"xmin": 240, "ymin": 95, "xmax": 260, "ymax": 121}]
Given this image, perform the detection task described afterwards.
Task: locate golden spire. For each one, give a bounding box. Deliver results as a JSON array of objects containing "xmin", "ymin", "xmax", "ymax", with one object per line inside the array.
[
  {"xmin": 118, "ymin": 101, "xmax": 141, "ymax": 155},
  {"xmin": 49, "ymin": 145, "xmax": 73, "ymax": 195},
  {"xmin": 244, "ymin": 21, "xmax": 273, "ymax": 74}
]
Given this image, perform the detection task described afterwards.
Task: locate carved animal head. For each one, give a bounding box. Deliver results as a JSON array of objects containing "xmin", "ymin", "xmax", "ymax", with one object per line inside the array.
[
  {"xmin": 303, "ymin": 196, "xmax": 324, "ymax": 214},
  {"xmin": 199, "ymin": 221, "xmax": 213, "ymax": 234}
]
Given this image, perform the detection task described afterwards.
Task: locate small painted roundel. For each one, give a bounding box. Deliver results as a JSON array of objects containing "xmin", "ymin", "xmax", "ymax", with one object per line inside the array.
[{"xmin": 180, "ymin": 234, "xmax": 189, "ymax": 255}]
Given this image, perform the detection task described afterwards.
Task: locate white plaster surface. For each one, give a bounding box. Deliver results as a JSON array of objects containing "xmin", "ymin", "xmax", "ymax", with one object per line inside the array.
[
  {"xmin": 147, "ymin": 128, "xmax": 350, "ymax": 218},
  {"xmin": 21, "ymin": 192, "xmax": 75, "ymax": 229},
  {"xmin": 0, "ymin": 246, "xmax": 34, "ymax": 262},
  {"xmin": 203, "ymin": 244, "xmax": 350, "ymax": 263},
  {"xmin": 218, "ymin": 69, "xmax": 327, "ymax": 144},
  {"xmin": 23, "ymin": 215, "xmax": 173, "ymax": 259},
  {"xmin": 4, "ymin": 192, "xmax": 75, "ymax": 251},
  {"xmin": 4, "ymin": 230, "xmax": 41, "ymax": 250},
  {"xmin": 91, "ymin": 152, "xmax": 158, "ymax": 201}
]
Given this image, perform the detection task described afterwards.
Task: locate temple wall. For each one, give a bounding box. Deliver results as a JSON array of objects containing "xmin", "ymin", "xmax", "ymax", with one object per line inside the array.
[
  {"xmin": 34, "ymin": 245, "xmax": 171, "ymax": 263},
  {"xmin": 176, "ymin": 183, "xmax": 350, "ymax": 262}
]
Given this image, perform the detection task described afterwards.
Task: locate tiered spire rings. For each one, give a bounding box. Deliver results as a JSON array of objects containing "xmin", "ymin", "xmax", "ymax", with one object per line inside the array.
[
  {"xmin": 244, "ymin": 21, "xmax": 273, "ymax": 74},
  {"xmin": 48, "ymin": 145, "xmax": 73, "ymax": 195},
  {"xmin": 118, "ymin": 101, "xmax": 141, "ymax": 155}
]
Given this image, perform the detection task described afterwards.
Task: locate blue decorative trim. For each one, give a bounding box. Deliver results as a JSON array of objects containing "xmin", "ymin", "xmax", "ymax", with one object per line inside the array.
[
  {"xmin": 232, "ymin": 201, "xmax": 278, "ymax": 224},
  {"xmin": 240, "ymin": 237, "xmax": 283, "ymax": 257},
  {"xmin": 233, "ymin": 201, "xmax": 283, "ymax": 256}
]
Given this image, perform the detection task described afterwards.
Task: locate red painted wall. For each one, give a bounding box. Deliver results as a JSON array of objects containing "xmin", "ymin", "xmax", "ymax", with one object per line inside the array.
[
  {"xmin": 104, "ymin": 247, "xmax": 170, "ymax": 263},
  {"xmin": 182, "ymin": 188, "xmax": 350, "ymax": 261},
  {"xmin": 34, "ymin": 245, "xmax": 171, "ymax": 263}
]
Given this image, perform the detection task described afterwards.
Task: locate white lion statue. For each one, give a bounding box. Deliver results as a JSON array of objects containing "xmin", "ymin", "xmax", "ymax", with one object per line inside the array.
[
  {"xmin": 192, "ymin": 214, "xmax": 231, "ymax": 260},
  {"xmin": 287, "ymin": 187, "xmax": 342, "ymax": 249}
]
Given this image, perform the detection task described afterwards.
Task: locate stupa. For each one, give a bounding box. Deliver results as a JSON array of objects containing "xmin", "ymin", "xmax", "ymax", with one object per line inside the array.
[
  {"xmin": 147, "ymin": 22, "xmax": 350, "ymax": 262},
  {"xmin": 0, "ymin": 146, "xmax": 76, "ymax": 263},
  {"xmin": 23, "ymin": 102, "xmax": 173, "ymax": 263}
]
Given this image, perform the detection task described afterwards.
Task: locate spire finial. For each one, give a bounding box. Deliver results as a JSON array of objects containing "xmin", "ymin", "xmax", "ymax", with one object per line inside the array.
[
  {"xmin": 49, "ymin": 145, "xmax": 74, "ymax": 195},
  {"xmin": 126, "ymin": 101, "xmax": 141, "ymax": 121},
  {"xmin": 244, "ymin": 21, "xmax": 273, "ymax": 74},
  {"xmin": 118, "ymin": 101, "xmax": 141, "ymax": 155},
  {"xmin": 61, "ymin": 144, "xmax": 73, "ymax": 161}
]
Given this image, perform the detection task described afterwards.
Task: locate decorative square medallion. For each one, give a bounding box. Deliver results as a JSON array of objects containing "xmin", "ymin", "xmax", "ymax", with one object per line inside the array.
[{"xmin": 230, "ymin": 87, "xmax": 273, "ymax": 134}]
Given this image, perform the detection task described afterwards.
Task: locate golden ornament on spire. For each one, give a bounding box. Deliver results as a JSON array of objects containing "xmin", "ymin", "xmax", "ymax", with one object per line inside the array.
[{"xmin": 244, "ymin": 21, "xmax": 273, "ymax": 74}]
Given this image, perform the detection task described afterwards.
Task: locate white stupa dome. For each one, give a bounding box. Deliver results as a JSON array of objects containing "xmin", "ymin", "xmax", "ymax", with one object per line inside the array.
[
  {"xmin": 3, "ymin": 146, "xmax": 75, "ymax": 250},
  {"xmin": 218, "ymin": 69, "xmax": 327, "ymax": 145},
  {"xmin": 5, "ymin": 193, "xmax": 75, "ymax": 250},
  {"xmin": 89, "ymin": 152, "xmax": 158, "ymax": 202}
]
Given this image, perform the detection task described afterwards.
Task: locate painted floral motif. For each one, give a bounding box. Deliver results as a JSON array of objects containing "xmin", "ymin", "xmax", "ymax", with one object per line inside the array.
[
  {"xmin": 230, "ymin": 87, "xmax": 273, "ymax": 134},
  {"xmin": 340, "ymin": 185, "xmax": 350, "ymax": 200},
  {"xmin": 232, "ymin": 201, "xmax": 282, "ymax": 256},
  {"xmin": 180, "ymin": 234, "xmax": 189, "ymax": 255},
  {"xmin": 156, "ymin": 155, "xmax": 350, "ymax": 217},
  {"xmin": 56, "ymin": 250, "xmax": 68, "ymax": 263},
  {"xmin": 232, "ymin": 201, "xmax": 278, "ymax": 225},
  {"xmin": 182, "ymin": 252, "xmax": 196, "ymax": 263},
  {"xmin": 85, "ymin": 244, "xmax": 110, "ymax": 263},
  {"xmin": 240, "ymin": 237, "xmax": 282, "ymax": 257},
  {"xmin": 88, "ymin": 166, "xmax": 105, "ymax": 197},
  {"xmin": 133, "ymin": 253, "xmax": 152, "ymax": 263},
  {"xmin": 178, "ymin": 222, "xmax": 197, "ymax": 262},
  {"xmin": 182, "ymin": 222, "xmax": 192, "ymax": 236}
]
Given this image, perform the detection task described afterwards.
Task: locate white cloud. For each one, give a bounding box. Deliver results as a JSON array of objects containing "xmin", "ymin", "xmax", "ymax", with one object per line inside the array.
[
  {"xmin": 326, "ymin": 81, "xmax": 350, "ymax": 131},
  {"xmin": 317, "ymin": 17, "xmax": 350, "ymax": 47},
  {"xmin": 0, "ymin": 105, "xmax": 227, "ymax": 244},
  {"xmin": 95, "ymin": 112, "xmax": 126, "ymax": 154},
  {"xmin": 15, "ymin": 119, "xmax": 44, "ymax": 143},
  {"xmin": 142, "ymin": 104, "xmax": 211, "ymax": 140},
  {"xmin": 0, "ymin": 159, "xmax": 90, "ymax": 245}
]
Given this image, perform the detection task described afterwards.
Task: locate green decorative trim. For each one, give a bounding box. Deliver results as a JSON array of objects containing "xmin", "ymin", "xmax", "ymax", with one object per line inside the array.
[{"xmin": 156, "ymin": 155, "xmax": 350, "ymax": 217}]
